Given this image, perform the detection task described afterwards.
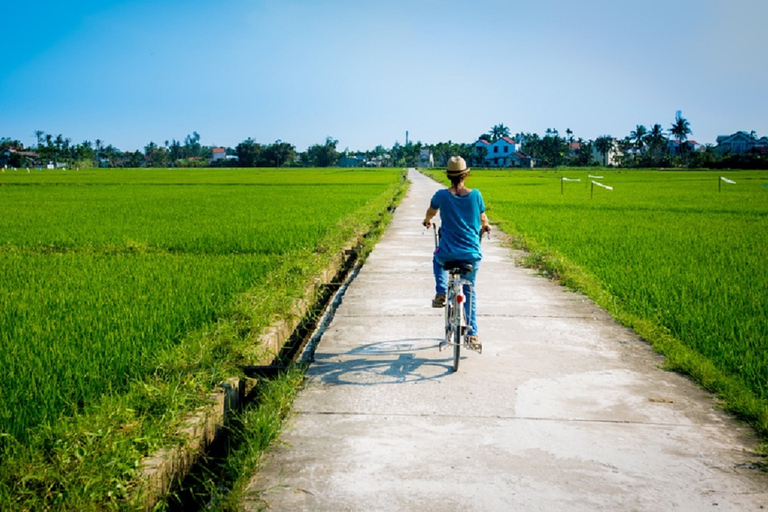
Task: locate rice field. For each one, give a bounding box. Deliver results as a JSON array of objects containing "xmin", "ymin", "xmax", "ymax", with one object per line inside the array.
[
  {"xmin": 446, "ymin": 168, "xmax": 768, "ymax": 423},
  {"xmin": 0, "ymin": 167, "xmax": 404, "ymax": 444}
]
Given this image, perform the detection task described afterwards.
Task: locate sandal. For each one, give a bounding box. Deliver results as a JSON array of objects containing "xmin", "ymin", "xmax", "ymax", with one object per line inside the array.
[
  {"xmin": 467, "ymin": 335, "xmax": 482, "ymax": 351},
  {"xmin": 432, "ymin": 293, "xmax": 446, "ymax": 308}
]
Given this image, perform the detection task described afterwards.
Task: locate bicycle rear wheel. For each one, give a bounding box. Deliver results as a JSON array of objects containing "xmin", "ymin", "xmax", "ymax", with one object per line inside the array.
[
  {"xmin": 452, "ymin": 316, "xmax": 461, "ymax": 372},
  {"xmin": 445, "ymin": 291, "xmax": 460, "ymax": 372}
]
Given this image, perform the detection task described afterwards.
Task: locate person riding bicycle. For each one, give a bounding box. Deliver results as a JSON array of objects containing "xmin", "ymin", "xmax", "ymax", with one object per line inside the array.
[{"xmin": 422, "ymin": 156, "xmax": 491, "ymax": 348}]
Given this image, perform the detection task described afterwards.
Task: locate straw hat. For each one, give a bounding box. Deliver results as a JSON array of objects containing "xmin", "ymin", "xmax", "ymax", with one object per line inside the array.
[{"xmin": 446, "ymin": 156, "xmax": 470, "ymax": 178}]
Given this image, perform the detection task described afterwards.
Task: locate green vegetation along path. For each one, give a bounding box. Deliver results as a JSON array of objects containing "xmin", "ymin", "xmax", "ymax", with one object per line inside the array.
[{"xmin": 243, "ymin": 169, "xmax": 767, "ymax": 510}]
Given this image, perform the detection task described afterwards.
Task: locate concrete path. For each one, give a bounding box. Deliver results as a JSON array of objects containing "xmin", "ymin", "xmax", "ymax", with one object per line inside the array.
[{"xmin": 243, "ymin": 170, "xmax": 767, "ymax": 511}]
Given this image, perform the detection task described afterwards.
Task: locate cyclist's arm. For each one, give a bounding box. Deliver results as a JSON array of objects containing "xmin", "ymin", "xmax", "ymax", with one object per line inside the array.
[
  {"xmin": 422, "ymin": 206, "xmax": 438, "ymax": 228},
  {"xmin": 480, "ymin": 212, "xmax": 491, "ymax": 233}
]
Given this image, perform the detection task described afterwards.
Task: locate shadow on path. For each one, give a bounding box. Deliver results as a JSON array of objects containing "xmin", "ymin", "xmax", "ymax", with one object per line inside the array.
[{"xmin": 310, "ymin": 338, "xmax": 459, "ymax": 385}]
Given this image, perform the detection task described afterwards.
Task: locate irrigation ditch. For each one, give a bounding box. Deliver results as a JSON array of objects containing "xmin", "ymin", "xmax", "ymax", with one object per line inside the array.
[{"xmin": 136, "ymin": 199, "xmax": 402, "ymax": 510}]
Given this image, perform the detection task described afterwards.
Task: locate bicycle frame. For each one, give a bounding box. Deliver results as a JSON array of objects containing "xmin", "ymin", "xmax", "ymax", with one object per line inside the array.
[{"xmin": 440, "ymin": 265, "xmax": 479, "ymax": 372}]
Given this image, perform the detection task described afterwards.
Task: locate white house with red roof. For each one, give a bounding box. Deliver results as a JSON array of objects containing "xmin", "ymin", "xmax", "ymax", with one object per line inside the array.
[
  {"xmin": 211, "ymin": 147, "xmax": 227, "ymax": 162},
  {"xmin": 475, "ymin": 137, "xmax": 528, "ymax": 167}
]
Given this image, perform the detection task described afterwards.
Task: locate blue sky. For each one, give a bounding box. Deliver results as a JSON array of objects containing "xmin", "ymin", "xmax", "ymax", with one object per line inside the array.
[{"xmin": 2, "ymin": 0, "xmax": 767, "ymax": 153}]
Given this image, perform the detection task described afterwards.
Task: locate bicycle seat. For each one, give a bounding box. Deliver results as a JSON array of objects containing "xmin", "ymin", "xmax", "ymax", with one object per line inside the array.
[{"xmin": 442, "ymin": 261, "xmax": 474, "ymax": 275}]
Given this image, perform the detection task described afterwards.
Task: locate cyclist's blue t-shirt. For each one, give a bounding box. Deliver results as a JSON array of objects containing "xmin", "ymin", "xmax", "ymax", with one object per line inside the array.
[{"xmin": 431, "ymin": 188, "xmax": 485, "ymax": 265}]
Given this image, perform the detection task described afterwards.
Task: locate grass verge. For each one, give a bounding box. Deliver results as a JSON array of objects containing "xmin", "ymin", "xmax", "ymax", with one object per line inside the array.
[{"xmin": 165, "ymin": 174, "xmax": 408, "ymax": 510}]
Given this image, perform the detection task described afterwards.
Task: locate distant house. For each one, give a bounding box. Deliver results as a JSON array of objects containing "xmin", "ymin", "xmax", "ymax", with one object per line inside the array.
[
  {"xmin": 715, "ymin": 131, "xmax": 767, "ymax": 155},
  {"xmin": 511, "ymin": 151, "xmax": 533, "ymax": 168},
  {"xmin": 668, "ymin": 139, "xmax": 701, "ymax": 156},
  {"xmin": 591, "ymin": 139, "xmax": 622, "ymax": 166},
  {"xmin": 211, "ymin": 147, "xmax": 227, "ymax": 162},
  {"xmin": 474, "ymin": 137, "xmax": 527, "ymax": 167},
  {"xmin": 419, "ymin": 148, "xmax": 434, "ymax": 168},
  {"xmin": 1, "ymin": 148, "xmax": 39, "ymax": 167},
  {"xmin": 338, "ymin": 155, "xmax": 365, "ymax": 167}
]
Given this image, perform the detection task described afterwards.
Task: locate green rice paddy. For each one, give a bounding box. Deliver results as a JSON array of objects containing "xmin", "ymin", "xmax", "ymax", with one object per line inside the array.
[
  {"xmin": 443, "ymin": 168, "xmax": 768, "ymax": 428},
  {"xmin": 0, "ymin": 167, "xmax": 404, "ymax": 444}
]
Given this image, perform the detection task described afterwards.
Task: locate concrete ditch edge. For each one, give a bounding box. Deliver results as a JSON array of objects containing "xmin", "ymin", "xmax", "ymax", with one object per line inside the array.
[{"xmin": 135, "ymin": 247, "xmax": 351, "ymax": 510}]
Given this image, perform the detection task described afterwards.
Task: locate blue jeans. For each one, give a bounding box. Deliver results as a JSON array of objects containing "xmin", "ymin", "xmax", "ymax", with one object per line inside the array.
[{"xmin": 434, "ymin": 253, "xmax": 480, "ymax": 336}]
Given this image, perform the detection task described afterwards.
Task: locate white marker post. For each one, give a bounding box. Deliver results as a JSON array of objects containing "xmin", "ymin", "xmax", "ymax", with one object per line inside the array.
[
  {"xmin": 719, "ymin": 176, "xmax": 736, "ymax": 192},
  {"xmin": 591, "ymin": 180, "xmax": 613, "ymax": 199},
  {"xmin": 561, "ymin": 177, "xmax": 580, "ymax": 194}
]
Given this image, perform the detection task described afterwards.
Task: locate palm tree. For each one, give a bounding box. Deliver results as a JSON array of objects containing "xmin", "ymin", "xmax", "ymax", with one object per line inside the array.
[
  {"xmin": 594, "ymin": 136, "xmax": 615, "ymax": 166},
  {"xmin": 630, "ymin": 125, "xmax": 647, "ymax": 153},
  {"xmin": 670, "ymin": 112, "xmax": 692, "ymax": 162},
  {"xmin": 645, "ymin": 124, "xmax": 667, "ymax": 166},
  {"xmin": 490, "ymin": 123, "xmax": 510, "ymax": 142}
]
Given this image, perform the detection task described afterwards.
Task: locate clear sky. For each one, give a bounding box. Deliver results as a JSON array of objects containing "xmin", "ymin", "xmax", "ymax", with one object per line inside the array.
[{"xmin": 2, "ymin": 0, "xmax": 767, "ymax": 153}]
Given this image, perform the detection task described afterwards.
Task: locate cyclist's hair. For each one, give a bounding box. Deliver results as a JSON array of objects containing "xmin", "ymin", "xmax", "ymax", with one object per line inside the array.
[{"xmin": 449, "ymin": 175, "xmax": 465, "ymax": 187}]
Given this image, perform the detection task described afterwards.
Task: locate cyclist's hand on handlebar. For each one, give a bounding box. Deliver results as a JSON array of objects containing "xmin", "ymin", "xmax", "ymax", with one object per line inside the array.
[
  {"xmin": 481, "ymin": 224, "xmax": 491, "ymax": 235},
  {"xmin": 422, "ymin": 219, "xmax": 432, "ymax": 228}
]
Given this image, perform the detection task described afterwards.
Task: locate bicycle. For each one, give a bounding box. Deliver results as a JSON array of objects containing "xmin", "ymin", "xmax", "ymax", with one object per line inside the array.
[
  {"xmin": 432, "ymin": 225, "xmax": 485, "ymax": 372},
  {"xmin": 440, "ymin": 259, "xmax": 480, "ymax": 372}
]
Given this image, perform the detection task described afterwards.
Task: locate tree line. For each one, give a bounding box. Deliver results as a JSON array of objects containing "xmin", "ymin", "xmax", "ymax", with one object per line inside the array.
[
  {"xmin": 0, "ymin": 131, "xmax": 347, "ymax": 169},
  {"xmin": 2, "ymin": 113, "xmax": 765, "ymax": 169},
  {"xmin": 479, "ymin": 115, "xmax": 765, "ymax": 169}
]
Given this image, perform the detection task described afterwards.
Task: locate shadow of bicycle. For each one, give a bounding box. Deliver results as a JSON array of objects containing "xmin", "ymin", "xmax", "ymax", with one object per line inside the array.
[{"xmin": 309, "ymin": 338, "xmax": 458, "ymax": 386}]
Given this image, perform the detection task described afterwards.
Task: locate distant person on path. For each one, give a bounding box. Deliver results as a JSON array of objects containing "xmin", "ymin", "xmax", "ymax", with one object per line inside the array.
[{"xmin": 422, "ymin": 156, "xmax": 491, "ymax": 348}]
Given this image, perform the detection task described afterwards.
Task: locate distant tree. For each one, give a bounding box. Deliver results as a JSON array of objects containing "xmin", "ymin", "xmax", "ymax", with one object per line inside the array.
[
  {"xmin": 644, "ymin": 123, "xmax": 669, "ymax": 167},
  {"xmin": 235, "ymin": 138, "xmax": 263, "ymax": 167},
  {"xmin": 670, "ymin": 112, "xmax": 692, "ymax": 163},
  {"xmin": 144, "ymin": 141, "xmax": 169, "ymax": 167},
  {"xmin": 76, "ymin": 140, "xmax": 95, "ymax": 167},
  {"xmin": 616, "ymin": 136, "xmax": 635, "ymax": 167},
  {"xmin": 571, "ymin": 138, "xmax": 595, "ymax": 166},
  {"xmin": 688, "ymin": 144, "xmax": 721, "ymax": 168},
  {"xmin": 263, "ymin": 140, "xmax": 296, "ymax": 167},
  {"xmin": 168, "ymin": 139, "xmax": 182, "ymax": 163},
  {"xmin": 306, "ymin": 137, "xmax": 339, "ymax": 167},
  {"xmin": 630, "ymin": 125, "xmax": 647, "ymax": 154},
  {"xmin": 128, "ymin": 150, "xmax": 144, "ymax": 168},
  {"xmin": 520, "ymin": 132, "xmax": 540, "ymax": 159},
  {"xmin": 594, "ymin": 136, "xmax": 615, "ymax": 166},
  {"xmin": 519, "ymin": 129, "xmax": 568, "ymax": 167},
  {"xmin": 183, "ymin": 132, "xmax": 201, "ymax": 158},
  {"xmin": 475, "ymin": 145, "xmax": 488, "ymax": 166},
  {"xmin": 490, "ymin": 123, "xmax": 510, "ymax": 142}
]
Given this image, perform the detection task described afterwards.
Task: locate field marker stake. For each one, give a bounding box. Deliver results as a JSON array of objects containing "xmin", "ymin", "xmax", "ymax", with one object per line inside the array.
[
  {"xmin": 561, "ymin": 176, "xmax": 580, "ymax": 194},
  {"xmin": 719, "ymin": 176, "xmax": 736, "ymax": 192},
  {"xmin": 587, "ymin": 174, "xmax": 602, "ymax": 188},
  {"xmin": 591, "ymin": 180, "xmax": 613, "ymax": 199}
]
